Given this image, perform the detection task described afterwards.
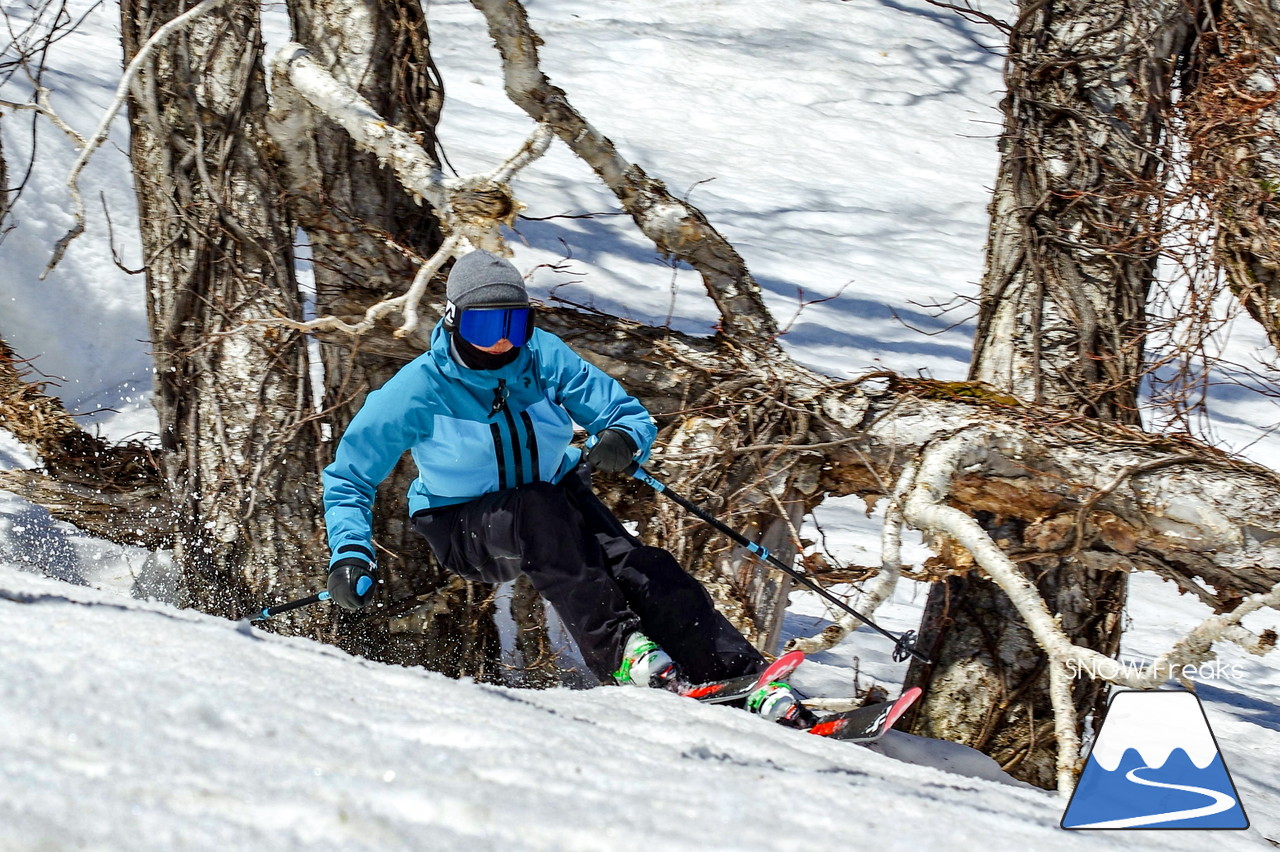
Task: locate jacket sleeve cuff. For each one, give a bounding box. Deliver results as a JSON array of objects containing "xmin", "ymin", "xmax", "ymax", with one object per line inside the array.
[{"xmin": 330, "ymin": 543, "xmax": 374, "ymax": 567}]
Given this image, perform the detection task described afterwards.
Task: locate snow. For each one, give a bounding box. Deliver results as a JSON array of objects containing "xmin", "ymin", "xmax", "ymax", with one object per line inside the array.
[
  {"xmin": 2, "ymin": 0, "xmax": 1279, "ymax": 848},
  {"xmin": 0, "ymin": 563, "xmax": 1273, "ymax": 852}
]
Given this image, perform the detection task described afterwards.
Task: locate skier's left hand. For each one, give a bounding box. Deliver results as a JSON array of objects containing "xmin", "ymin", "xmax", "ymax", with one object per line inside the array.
[{"xmin": 587, "ymin": 428, "xmax": 638, "ymax": 473}]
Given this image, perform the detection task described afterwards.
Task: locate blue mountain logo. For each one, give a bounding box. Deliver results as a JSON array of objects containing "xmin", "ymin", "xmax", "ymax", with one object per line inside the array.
[{"xmin": 1061, "ymin": 690, "xmax": 1249, "ymax": 830}]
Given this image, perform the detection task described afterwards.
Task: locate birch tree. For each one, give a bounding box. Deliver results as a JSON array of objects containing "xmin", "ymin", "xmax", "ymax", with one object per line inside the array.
[
  {"xmin": 119, "ymin": 0, "xmax": 326, "ymax": 618},
  {"xmin": 1184, "ymin": 0, "xmax": 1280, "ymax": 349},
  {"xmin": 904, "ymin": 0, "xmax": 1192, "ymax": 788}
]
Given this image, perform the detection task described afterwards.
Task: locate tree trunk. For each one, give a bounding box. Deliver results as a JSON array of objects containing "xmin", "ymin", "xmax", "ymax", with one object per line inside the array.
[
  {"xmin": 0, "ymin": 123, "xmax": 8, "ymax": 226},
  {"xmin": 907, "ymin": 0, "xmax": 1192, "ymax": 789},
  {"xmin": 121, "ymin": 0, "xmax": 326, "ymax": 619},
  {"xmin": 1185, "ymin": 0, "xmax": 1280, "ymax": 349},
  {"xmin": 272, "ymin": 0, "xmax": 507, "ymax": 676},
  {"xmin": 968, "ymin": 1, "xmax": 1187, "ymax": 420}
]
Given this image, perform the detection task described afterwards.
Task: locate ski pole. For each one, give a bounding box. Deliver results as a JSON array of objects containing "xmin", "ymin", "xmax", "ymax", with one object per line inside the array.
[
  {"xmin": 249, "ymin": 589, "xmax": 332, "ymax": 622},
  {"xmin": 626, "ymin": 463, "xmax": 930, "ymax": 665}
]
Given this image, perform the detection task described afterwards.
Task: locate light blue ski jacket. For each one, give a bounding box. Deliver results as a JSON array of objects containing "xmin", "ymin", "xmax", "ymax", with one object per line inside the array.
[{"xmin": 322, "ymin": 322, "xmax": 656, "ymax": 566}]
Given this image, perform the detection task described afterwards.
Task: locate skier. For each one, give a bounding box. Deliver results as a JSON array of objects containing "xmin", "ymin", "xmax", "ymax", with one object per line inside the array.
[{"xmin": 322, "ymin": 249, "xmax": 810, "ymax": 725}]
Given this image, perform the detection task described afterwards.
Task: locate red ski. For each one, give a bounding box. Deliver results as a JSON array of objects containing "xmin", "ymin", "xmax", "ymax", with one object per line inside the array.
[
  {"xmin": 807, "ymin": 687, "xmax": 922, "ymax": 743},
  {"xmin": 678, "ymin": 650, "xmax": 806, "ymax": 704}
]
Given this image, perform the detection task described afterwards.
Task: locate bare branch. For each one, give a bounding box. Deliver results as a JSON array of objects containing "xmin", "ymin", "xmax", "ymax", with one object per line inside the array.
[
  {"xmin": 0, "ymin": 88, "xmax": 85, "ymax": 146},
  {"xmin": 264, "ymin": 46, "xmax": 556, "ymax": 339},
  {"xmin": 43, "ymin": 0, "xmax": 233, "ymax": 278},
  {"xmin": 468, "ymin": 0, "xmax": 780, "ymax": 347},
  {"xmin": 902, "ymin": 425, "xmax": 1280, "ymax": 795},
  {"xmin": 922, "ymin": 0, "xmax": 1012, "ymax": 35},
  {"xmin": 273, "ymin": 44, "xmax": 449, "ymax": 212},
  {"xmin": 245, "ymin": 233, "xmax": 466, "ymax": 337}
]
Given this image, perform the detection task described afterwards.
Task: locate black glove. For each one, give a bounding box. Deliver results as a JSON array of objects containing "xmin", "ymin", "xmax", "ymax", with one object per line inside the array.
[
  {"xmin": 327, "ymin": 558, "xmax": 378, "ymax": 611},
  {"xmin": 586, "ymin": 428, "xmax": 638, "ymax": 473}
]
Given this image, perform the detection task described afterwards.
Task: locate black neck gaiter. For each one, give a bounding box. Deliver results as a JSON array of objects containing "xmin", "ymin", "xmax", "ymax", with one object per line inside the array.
[{"xmin": 450, "ymin": 332, "xmax": 521, "ymax": 370}]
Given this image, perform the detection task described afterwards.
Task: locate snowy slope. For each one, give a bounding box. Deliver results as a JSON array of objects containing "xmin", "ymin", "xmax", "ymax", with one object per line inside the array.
[{"xmin": 0, "ymin": 562, "xmax": 1273, "ymax": 852}]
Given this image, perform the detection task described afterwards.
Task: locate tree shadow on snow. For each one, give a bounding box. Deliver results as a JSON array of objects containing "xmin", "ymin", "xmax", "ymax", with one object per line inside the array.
[
  {"xmin": 512, "ymin": 216, "xmax": 976, "ymax": 376},
  {"xmin": 1195, "ymin": 681, "xmax": 1280, "ymax": 735},
  {"xmin": 869, "ymin": 0, "xmax": 1009, "ymax": 59}
]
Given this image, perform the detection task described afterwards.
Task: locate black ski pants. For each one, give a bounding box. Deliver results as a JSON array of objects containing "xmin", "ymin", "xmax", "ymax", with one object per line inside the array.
[{"xmin": 412, "ymin": 463, "xmax": 764, "ymax": 684}]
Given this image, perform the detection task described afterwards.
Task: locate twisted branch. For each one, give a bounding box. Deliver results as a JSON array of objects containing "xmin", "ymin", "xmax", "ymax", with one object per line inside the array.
[
  {"xmin": 902, "ymin": 425, "xmax": 1280, "ymax": 795},
  {"xmin": 261, "ymin": 45, "xmax": 555, "ymax": 339},
  {"xmin": 45, "ymin": 0, "xmax": 234, "ymax": 277}
]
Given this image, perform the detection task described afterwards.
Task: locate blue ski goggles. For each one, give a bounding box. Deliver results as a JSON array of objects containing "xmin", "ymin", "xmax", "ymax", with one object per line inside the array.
[{"xmin": 454, "ymin": 304, "xmax": 534, "ymax": 348}]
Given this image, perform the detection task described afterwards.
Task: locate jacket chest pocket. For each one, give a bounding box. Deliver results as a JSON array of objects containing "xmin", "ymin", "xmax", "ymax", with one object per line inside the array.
[{"xmin": 415, "ymin": 415, "xmax": 500, "ymax": 498}]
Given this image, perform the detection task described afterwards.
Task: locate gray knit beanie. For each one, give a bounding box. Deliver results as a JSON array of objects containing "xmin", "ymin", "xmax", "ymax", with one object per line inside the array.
[{"xmin": 446, "ymin": 250, "xmax": 529, "ymax": 314}]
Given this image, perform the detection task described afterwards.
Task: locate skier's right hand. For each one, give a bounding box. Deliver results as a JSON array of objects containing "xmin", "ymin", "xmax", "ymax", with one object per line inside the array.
[{"xmin": 327, "ymin": 558, "xmax": 378, "ymax": 611}]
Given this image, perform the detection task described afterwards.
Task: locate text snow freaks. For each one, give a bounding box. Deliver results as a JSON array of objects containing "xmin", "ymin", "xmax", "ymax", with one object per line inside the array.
[{"xmin": 1066, "ymin": 658, "xmax": 1245, "ymax": 682}]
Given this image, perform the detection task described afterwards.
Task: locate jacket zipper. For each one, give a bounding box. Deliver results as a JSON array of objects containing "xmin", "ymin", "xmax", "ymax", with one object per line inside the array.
[
  {"xmin": 502, "ymin": 406, "xmax": 525, "ymax": 486},
  {"xmin": 490, "ymin": 379, "xmax": 508, "ymax": 417}
]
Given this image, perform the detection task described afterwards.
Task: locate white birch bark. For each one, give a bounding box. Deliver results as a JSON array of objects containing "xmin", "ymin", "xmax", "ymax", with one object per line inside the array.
[
  {"xmin": 1186, "ymin": 0, "xmax": 1280, "ymax": 350},
  {"xmin": 121, "ymin": 0, "xmax": 325, "ymax": 618},
  {"xmin": 911, "ymin": 0, "xmax": 1194, "ymax": 790}
]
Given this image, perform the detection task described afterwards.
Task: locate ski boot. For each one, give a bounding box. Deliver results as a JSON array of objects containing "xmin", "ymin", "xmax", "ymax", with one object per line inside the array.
[
  {"xmin": 748, "ymin": 680, "xmax": 819, "ymax": 729},
  {"xmin": 613, "ymin": 631, "xmax": 680, "ymax": 689}
]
